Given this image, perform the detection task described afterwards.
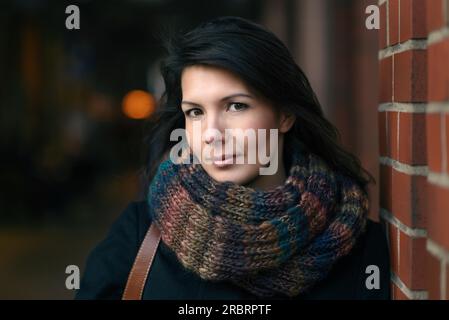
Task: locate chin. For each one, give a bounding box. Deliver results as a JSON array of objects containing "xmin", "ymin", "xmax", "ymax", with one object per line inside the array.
[{"xmin": 202, "ymin": 163, "xmax": 260, "ymax": 185}]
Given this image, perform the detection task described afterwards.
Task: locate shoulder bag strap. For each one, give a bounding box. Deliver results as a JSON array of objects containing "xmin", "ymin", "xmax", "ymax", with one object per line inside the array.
[{"xmin": 122, "ymin": 223, "xmax": 161, "ymax": 300}]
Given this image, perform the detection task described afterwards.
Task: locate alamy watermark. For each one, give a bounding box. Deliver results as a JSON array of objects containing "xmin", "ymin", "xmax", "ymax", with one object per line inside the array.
[
  {"xmin": 365, "ymin": 5, "xmax": 380, "ymax": 30},
  {"xmin": 64, "ymin": 5, "xmax": 381, "ymax": 31},
  {"xmin": 168, "ymin": 121, "xmax": 280, "ymax": 175},
  {"xmin": 65, "ymin": 5, "xmax": 80, "ymax": 30},
  {"xmin": 65, "ymin": 264, "xmax": 80, "ymax": 290}
]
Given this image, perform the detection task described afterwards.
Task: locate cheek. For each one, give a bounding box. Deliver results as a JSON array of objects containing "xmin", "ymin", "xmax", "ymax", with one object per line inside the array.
[
  {"xmin": 185, "ymin": 122, "xmax": 205, "ymax": 157},
  {"xmin": 184, "ymin": 124, "xmax": 192, "ymax": 146},
  {"xmin": 183, "ymin": 125, "xmax": 194, "ymax": 152},
  {"xmin": 233, "ymin": 110, "xmax": 278, "ymax": 130},
  {"xmin": 230, "ymin": 111, "xmax": 279, "ymax": 153}
]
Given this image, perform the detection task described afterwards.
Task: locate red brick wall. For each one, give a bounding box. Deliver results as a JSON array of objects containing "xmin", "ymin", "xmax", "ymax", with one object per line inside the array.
[{"xmin": 379, "ymin": 0, "xmax": 449, "ymax": 300}]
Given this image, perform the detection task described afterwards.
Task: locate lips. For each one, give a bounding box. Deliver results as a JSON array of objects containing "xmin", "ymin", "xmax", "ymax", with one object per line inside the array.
[
  {"xmin": 212, "ymin": 154, "xmax": 234, "ymax": 161},
  {"xmin": 205, "ymin": 154, "xmax": 241, "ymax": 167}
]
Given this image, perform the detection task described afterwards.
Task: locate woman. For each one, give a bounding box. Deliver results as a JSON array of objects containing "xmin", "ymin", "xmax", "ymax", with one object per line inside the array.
[{"xmin": 76, "ymin": 16, "xmax": 390, "ymax": 300}]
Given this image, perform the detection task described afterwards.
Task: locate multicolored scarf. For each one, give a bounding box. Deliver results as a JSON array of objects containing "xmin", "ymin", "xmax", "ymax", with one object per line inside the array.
[{"xmin": 147, "ymin": 147, "xmax": 369, "ymax": 298}]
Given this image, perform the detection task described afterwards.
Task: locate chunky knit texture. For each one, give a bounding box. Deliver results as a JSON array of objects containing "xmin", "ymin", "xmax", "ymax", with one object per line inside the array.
[{"xmin": 147, "ymin": 147, "xmax": 369, "ymax": 297}]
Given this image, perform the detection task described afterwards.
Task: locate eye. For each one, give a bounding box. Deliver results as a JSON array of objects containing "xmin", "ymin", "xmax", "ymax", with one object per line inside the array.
[
  {"xmin": 184, "ymin": 108, "xmax": 203, "ymax": 118},
  {"xmin": 227, "ymin": 102, "xmax": 249, "ymax": 112}
]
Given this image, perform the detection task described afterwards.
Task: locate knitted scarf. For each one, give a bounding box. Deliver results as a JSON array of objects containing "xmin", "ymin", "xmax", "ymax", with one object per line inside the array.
[{"xmin": 147, "ymin": 147, "xmax": 369, "ymax": 298}]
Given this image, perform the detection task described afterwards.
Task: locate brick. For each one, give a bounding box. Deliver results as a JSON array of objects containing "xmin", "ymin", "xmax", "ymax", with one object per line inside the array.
[
  {"xmin": 389, "ymin": 0, "xmax": 400, "ymax": 45},
  {"xmin": 380, "ymin": 164, "xmax": 427, "ymax": 229},
  {"xmin": 446, "ymin": 263, "xmax": 449, "ymax": 300},
  {"xmin": 379, "ymin": 56, "xmax": 393, "ymax": 102},
  {"xmin": 426, "ymin": 113, "xmax": 442, "ymax": 173},
  {"xmin": 389, "ymin": 111, "xmax": 399, "ymax": 159},
  {"xmin": 380, "ymin": 164, "xmax": 393, "ymax": 214},
  {"xmin": 425, "ymin": 249, "xmax": 441, "ymax": 299},
  {"xmin": 427, "ymin": 0, "xmax": 445, "ymax": 32},
  {"xmin": 428, "ymin": 39, "xmax": 449, "ymax": 102},
  {"xmin": 388, "ymin": 223, "xmax": 399, "ymax": 277},
  {"xmin": 446, "ymin": 114, "xmax": 449, "ymax": 168},
  {"xmin": 394, "ymin": 50, "xmax": 427, "ymax": 102},
  {"xmin": 387, "ymin": 223, "xmax": 428, "ymax": 290},
  {"xmin": 398, "ymin": 112, "xmax": 427, "ymax": 165},
  {"xmin": 399, "ymin": 229, "xmax": 428, "ymax": 290},
  {"xmin": 380, "ymin": 2, "xmax": 388, "ymax": 49},
  {"xmin": 379, "ymin": 111, "xmax": 388, "ymax": 156},
  {"xmin": 400, "ymin": 0, "xmax": 427, "ymax": 42},
  {"xmin": 426, "ymin": 184, "xmax": 449, "ymax": 249},
  {"xmin": 410, "ymin": 174, "xmax": 427, "ymax": 229},
  {"xmin": 447, "ymin": 0, "xmax": 449, "ymax": 27}
]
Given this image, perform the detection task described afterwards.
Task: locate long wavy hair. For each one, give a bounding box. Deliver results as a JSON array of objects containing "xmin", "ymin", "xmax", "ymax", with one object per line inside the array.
[{"xmin": 140, "ymin": 16, "xmax": 375, "ymax": 197}]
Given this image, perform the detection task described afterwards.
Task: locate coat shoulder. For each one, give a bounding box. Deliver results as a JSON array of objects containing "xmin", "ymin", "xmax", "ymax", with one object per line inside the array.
[
  {"xmin": 75, "ymin": 200, "xmax": 151, "ymax": 299},
  {"xmin": 298, "ymin": 218, "xmax": 391, "ymax": 300}
]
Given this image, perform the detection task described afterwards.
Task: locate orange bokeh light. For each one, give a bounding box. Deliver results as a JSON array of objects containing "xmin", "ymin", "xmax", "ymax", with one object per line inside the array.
[{"xmin": 122, "ymin": 90, "xmax": 155, "ymax": 119}]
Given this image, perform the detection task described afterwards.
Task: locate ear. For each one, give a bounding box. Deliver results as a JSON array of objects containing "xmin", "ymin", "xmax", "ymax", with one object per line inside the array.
[{"xmin": 279, "ymin": 112, "xmax": 296, "ymax": 134}]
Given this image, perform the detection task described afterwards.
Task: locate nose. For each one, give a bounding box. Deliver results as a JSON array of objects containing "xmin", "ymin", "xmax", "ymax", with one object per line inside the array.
[
  {"xmin": 204, "ymin": 133, "xmax": 214, "ymax": 144},
  {"xmin": 202, "ymin": 112, "xmax": 224, "ymax": 145}
]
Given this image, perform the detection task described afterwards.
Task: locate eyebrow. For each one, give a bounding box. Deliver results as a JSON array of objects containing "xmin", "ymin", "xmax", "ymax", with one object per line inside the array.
[{"xmin": 181, "ymin": 93, "xmax": 254, "ymax": 107}]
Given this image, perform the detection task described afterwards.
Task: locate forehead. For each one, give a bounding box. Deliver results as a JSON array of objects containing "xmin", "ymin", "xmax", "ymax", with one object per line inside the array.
[{"xmin": 181, "ymin": 65, "xmax": 251, "ymax": 96}]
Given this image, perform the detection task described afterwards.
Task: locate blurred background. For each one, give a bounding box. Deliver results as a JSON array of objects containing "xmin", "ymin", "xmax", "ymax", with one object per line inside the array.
[{"xmin": 0, "ymin": 0, "xmax": 380, "ymax": 299}]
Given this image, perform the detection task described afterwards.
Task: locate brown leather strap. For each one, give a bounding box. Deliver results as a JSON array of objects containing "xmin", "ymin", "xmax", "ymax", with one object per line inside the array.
[{"xmin": 122, "ymin": 223, "xmax": 161, "ymax": 300}]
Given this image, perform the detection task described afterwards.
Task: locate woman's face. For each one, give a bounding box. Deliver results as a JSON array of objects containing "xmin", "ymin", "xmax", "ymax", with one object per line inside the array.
[{"xmin": 180, "ymin": 65, "xmax": 295, "ymax": 188}]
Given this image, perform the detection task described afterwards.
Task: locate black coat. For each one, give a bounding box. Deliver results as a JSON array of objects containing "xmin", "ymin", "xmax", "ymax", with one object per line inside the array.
[{"xmin": 75, "ymin": 201, "xmax": 391, "ymax": 300}]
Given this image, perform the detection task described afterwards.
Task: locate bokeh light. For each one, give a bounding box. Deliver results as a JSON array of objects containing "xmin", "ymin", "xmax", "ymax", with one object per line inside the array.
[{"xmin": 122, "ymin": 90, "xmax": 155, "ymax": 119}]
